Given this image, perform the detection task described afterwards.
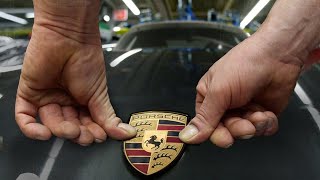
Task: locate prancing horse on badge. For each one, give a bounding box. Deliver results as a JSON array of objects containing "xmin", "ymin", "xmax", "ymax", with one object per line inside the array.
[{"xmin": 144, "ymin": 135, "xmax": 163, "ymax": 150}]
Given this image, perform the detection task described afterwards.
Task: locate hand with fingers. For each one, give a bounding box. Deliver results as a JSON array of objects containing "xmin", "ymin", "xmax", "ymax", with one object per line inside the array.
[
  {"xmin": 15, "ymin": 0, "xmax": 136, "ymax": 146},
  {"xmin": 180, "ymin": 0, "xmax": 320, "ymax": 148},
  {"xmin": 179, "ymin": 37, "xmax": 296, "ymax": 148}
]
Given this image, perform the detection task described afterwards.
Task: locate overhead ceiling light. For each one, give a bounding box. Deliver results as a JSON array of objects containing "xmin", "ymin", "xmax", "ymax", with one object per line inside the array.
[
  {"xmin": 113, "ymin": 26, "xmax": 121, "ymax": 32},
  {"xmin": 240, "ymin": 0, "xmax": 270, "ymax": 29},
  {"xmin": 0, "ymin": 11, "xmax": 28, "ymax": 25},
  {"xmin": 110, "ymin": 48, "xmax": 142, "ymax": 67},
  {"xmin": 102, "ymin": 43, "xmax": 117, "ymax": 49},
  {"xmin": 25, "ymin": 12, "xmax": 35, "ymax": 19},
  {"xmin": 103, "ymin": 15, "xmax": 110, "ymax": 22},
  {"xmin": 122, "ymin": 0, "xmax": 140, "ymax": 16}
]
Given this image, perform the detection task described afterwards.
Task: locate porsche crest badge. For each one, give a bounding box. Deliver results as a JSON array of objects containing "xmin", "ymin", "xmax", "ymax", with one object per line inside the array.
[{"xmin": 123, "ymin": 111, "xmax": 188, "ymax": 175}]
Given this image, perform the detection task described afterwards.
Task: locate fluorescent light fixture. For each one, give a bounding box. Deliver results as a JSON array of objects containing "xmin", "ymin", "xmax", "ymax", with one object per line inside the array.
[
  {"xmin": 0, "ymin": 11, "xmax": 28, "ymax": 25},
  {"xmin": 103, "ymin": 15, "xmax": 110, "ymax": 22},
  {"xmin": 25, "ymin": 12, "xmax": 35, "ymax": 19},
  {"xmin": 110, "ymin": 48, "xmax": 142, "ymax": 67},
  {"xmin": 113, "ymin": 26, "xmax": 121, "ymax": 32},
  {"xmin": 240, "ymin": 0, "xmax": 270, "ymax": 29},
  {"xmin": 122, "ymin": 0, "xmax": 140, "ymax": 15},
  {"xmin": 102, "ymin": 43, "xmax": 117, "ymax": 49}
]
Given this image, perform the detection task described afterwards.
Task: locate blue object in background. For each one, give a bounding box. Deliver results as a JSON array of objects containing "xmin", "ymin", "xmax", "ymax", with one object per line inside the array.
[
  {"xmin": 230, "ymin": 11, "xmax": 240, "ymax": 26},
  {"xmin": 177, "ymin": 0, "xmax": 196, "ymax": 20}
]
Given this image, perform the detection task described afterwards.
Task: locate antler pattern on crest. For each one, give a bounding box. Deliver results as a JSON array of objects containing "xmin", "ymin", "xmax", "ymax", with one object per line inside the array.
[
  {"xmin": 131, "ymin": 134, "xmax": 144, "ymax": 140},
  {"xmin": 135, "ymin": 134, "xmax": 144, "ymax": 138},
  {"xmin": 153, "ymin": 153, "xmax": 172, "ymax": 160},
  {"xmin": 133, "ymin": 121, "xmax": 152, "ymax": 127},
  {"xmin": 136, "ymin": 128, "xmax": 146, "ymax": 133},
  {"xmin": 161, "ymin": 145, "xmax": 177, "ymax": 152},
  {"xmin": 151, "ymin": 162, "xmax": 164, "ymax": 168}
]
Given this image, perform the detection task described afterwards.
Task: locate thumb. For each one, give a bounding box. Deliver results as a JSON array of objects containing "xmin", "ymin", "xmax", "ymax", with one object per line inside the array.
[
  {"xmin": 180, "ymin": 82, "xmax": 228, "ymax": 144},
  {"xmin": 88, "ymin": 80, "xmax": 136, "ymax": 140}
]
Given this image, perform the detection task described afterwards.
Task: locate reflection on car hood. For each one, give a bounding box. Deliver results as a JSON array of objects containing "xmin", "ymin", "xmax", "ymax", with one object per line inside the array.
[
  {"xmin": 106, "ymin": 49, "xmax": 216, "ymax": 96},
  {"xmin": 0, "ymin": 37, "xmax": 28, "ymax": 67},
  {"xmin": 104, "ymin": 49, "xmax": 218, "ymax": 120}
]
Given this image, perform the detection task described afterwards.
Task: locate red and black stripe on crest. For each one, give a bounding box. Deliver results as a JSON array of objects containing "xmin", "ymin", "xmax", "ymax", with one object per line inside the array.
[
  {"xmin": 157, "ymin": 120, "xmax": 184, "ymax": 143},
  {"xmin": 125, "ymin": 143, "xmax": 151, "ymax": 174}
]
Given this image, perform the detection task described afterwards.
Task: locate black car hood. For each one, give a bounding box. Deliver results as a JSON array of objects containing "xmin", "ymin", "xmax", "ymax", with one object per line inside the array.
[
  {"xmin": 105, "ymin": 49, "xmax": 218, "ymax": 119},
  {"xmin": 1, "ymin": 49, "xmax": 320, "ymax": 180}
]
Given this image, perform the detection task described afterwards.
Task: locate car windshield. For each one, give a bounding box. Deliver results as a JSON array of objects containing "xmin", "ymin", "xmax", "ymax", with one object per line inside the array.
[{"xmin": 116, "ymin": 27, "xmax": 246, "ymax": 50}]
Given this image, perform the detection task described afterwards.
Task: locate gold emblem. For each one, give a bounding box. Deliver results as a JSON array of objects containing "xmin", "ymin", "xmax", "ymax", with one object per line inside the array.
[{"xmin": 123, "ymin": 111, "xmax": 188, "ymax": 175}]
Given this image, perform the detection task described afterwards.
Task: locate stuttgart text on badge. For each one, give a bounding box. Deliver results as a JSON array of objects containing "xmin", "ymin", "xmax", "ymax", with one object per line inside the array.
[{"xmin": 123, "ymin": 111, "xmax": 188, "ymax": 175}]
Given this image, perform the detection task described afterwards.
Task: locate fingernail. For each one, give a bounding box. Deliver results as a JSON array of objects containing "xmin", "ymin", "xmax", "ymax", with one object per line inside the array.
[
  {"xmin": 264, "ymin": 119, "xmax": 275, "ymax": 135},
  {"xmin": 225, "ymin": 143, "xmax": 233, "ymax": 148},
  {"xmin": 255, "ymin": 121, "xmax": 268, "ymax": 132},
  {"xmin": 267, "ymin": 118, "xmax": 274, "ymax": 129},
  {"xmin": 95, "ymin": 139, "xmax": 104, "ymax": 143},
  {"xmin": 118, "ymin": 123, "xmax": 136, "ymax": 136},
  {"xmin": 240, "ymin": 134, "xmax": 254, "ymax": 139},
  {"xmin": 179, "ymin": 124, "xmax": 199, "ymax": 142},
  {"xmin": 79, "ymin": 143, "xmax": 90, "ymax": 147},
  {"xmin": 35, "ymin": 135, "xmax": 47, "ymax": 141}
]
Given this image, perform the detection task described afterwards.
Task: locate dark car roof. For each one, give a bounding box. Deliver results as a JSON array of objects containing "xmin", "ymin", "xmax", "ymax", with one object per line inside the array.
[
  {"xmin": 115, "ymin": 21, "xmax": 248, "ymax": 50},
  {"xmin": 126, "ymin": 21, "xmax": 245, "ymax": 34}
]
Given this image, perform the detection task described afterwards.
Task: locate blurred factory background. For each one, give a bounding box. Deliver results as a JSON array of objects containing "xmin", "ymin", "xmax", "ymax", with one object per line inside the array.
[{"xmin": 0, "ymin": 0, "xmax": 275, "ymax": 42}]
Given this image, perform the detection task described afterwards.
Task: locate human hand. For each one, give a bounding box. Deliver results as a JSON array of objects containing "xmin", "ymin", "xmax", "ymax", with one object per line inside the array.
[
  {"xmin": 179, "ymin": 36, "xmax": 300, "ymax": 147},
  {"xmin": 15, "ymin": 1, "xmax": 136, "ymax": 145},
  {"xmin": 179, "ymin": 0, "xmax": 320, "ymax": 148}
]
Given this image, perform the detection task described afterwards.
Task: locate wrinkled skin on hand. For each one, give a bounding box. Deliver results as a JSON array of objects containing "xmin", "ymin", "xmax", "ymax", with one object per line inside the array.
[
  {"xmin": 179, "ymin": 0, "xmax": 320, "ymax": 148},
  {"xmin": 180, "ymin": 36, "xmax": 304, "ymax": 147},
  {"xmin": 15, "ymin": 25, "xmax": 136, "ymax": 146}
]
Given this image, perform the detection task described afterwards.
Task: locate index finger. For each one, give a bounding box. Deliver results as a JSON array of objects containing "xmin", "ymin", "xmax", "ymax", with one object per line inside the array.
[{"xmin": 15, "ymin": 95, "xmax": 52, "ymax": 140}]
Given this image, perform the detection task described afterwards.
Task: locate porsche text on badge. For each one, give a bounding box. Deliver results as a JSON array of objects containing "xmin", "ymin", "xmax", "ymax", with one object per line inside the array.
[{"xmin": 123, "ymin": 111, "xmax": 188, "ymax": 175}]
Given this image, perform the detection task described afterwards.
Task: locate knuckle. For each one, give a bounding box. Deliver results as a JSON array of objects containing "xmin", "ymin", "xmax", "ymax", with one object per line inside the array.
[
  {"xmin": 250, "ymin": 111, "xmax": 269, "ymax": 123},
  {"xmin": 197, "ymin": 101, "xmax": 219, "ymax": 125},
  {"xmin": 192, "ymin": 110, "xmax": 214, "ymax": 136},
  {"xmin": 196, "ymin": 82, "xmax": 206, "ymax": 94},
  {"xmin": 196, "ymin": 108, "xmax": 210, "ymax": 125},
  {"xmin": 103, "ymin": 117, "xmax": 120, "ymax": 132}
]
